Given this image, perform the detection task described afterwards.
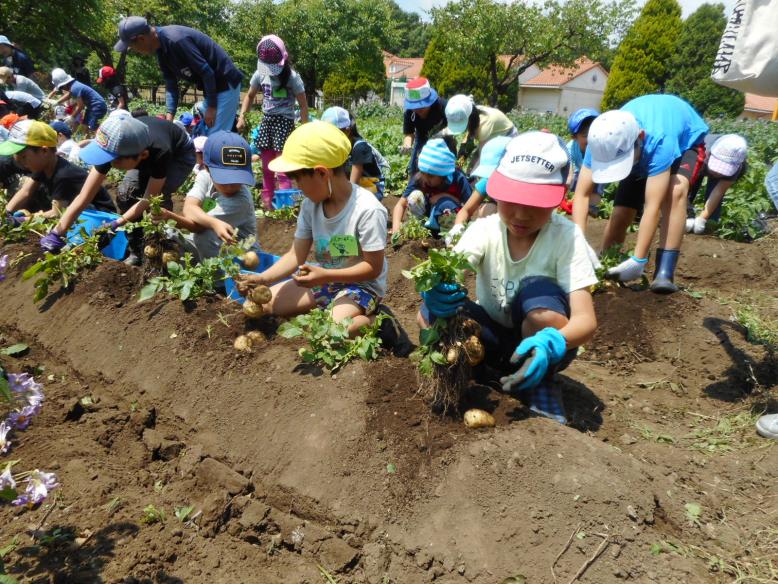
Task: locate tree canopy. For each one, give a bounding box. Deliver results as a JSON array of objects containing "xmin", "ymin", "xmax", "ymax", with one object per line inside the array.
[
  {"xmin": 664, "ymin": 3, "xmax": 745, "ymax": 117},
  {"xmin": 601, "ymin": 0, "xmax": 682, "ymax": 110}
]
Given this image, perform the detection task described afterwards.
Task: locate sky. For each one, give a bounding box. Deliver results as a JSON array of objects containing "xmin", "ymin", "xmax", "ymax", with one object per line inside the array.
[{"xmin": 396, "ymin": 0, "xmax": 737, "ymax": 19}]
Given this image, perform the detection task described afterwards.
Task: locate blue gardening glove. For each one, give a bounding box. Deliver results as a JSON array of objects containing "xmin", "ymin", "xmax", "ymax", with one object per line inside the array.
[
  {"xmin": 500, "ymin": 327, "xmax": 567, "ymax": 392},
  {"xmin": 40, "ymin": 229, "xmax": 66, "ymax": 253},
  {"xmin": 6, "ymin": 212, "xmax": 26, "ymax": 227},
  {"xmin": 421, "ymin": 282, "xmax": 466, "ymax": 319}
]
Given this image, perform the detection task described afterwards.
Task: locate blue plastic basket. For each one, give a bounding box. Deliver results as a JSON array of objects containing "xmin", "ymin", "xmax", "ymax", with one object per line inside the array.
[
  {"xmin": 224, "ymin": 251, "xmax": 281, "ymax": 304},
  {"xmin": 272, "ymin": 189, "xmax": 303, "ymax": 210},
  {"xmin": 66, "ymin": 208, "xmax": 128, "ymax": 261}
]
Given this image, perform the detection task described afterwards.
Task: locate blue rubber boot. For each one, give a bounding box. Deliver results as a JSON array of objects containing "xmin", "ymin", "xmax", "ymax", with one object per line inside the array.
[
  {"xmin": 653, "ymin": 248, "xmax": 664, "ymax": 279},
  {"xmin": 650, "ymin": 248, "xmax": 679, "ymax": 294}
]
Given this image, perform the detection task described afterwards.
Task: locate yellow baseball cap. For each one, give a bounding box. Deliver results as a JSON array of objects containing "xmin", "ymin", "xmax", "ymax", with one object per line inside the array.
[
  {"xmin": 0, "ymin": 120, "xmax": 58, "ymax": 155},
  {"xmin": 268, "ymin": 121, "xmax": 351, "ymax": 173}
]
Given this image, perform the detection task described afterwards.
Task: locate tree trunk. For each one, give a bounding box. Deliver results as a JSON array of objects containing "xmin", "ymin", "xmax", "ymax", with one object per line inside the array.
[{"xmin": 489, "ymin": 54, "xmax": 499, "ymax": 107}]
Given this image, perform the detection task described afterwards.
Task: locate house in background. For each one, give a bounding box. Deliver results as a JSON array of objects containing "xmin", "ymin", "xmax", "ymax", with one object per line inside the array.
[
  {"xmin": 382, "ymin": 52, "xmax": 609, "ymax": 115},
  {"xmin": 384, "ymin": 51, "xmax": 425, "ymax": 107},
  {"xmin": 517, "ymin": 57, "xmax": 608, "ymax": 116},
  {"xmin": 741, "ymin": 93, "xmax": 778, "ymax": 120}
]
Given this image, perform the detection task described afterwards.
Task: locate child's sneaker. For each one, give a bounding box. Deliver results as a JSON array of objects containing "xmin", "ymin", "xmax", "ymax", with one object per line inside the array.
[
  {"xmin": 756, "ymin": 414, "xmax": 778, "ymax": 440},
  {"xmin": 520, "ymin": 382, "xmax": 567, "ymax": 425}
]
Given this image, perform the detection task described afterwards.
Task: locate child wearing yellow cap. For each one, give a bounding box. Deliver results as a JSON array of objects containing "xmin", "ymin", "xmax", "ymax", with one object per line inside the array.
[
  {"xmin": 237, "ymin": 121, "xmax": 388, "ymax": 335},
  {"xmin": 0, "ymin": 120, "xmax": 113, "ymax": 220}
]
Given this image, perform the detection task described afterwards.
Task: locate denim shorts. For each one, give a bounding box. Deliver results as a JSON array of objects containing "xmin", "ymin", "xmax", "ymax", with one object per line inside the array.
[
  {"xmin": 460, "ymin": 276, "xmax": 577, "ymax": 372},
  {"xmin": 313, "ymin": 283, "xmax": 379, "ymax": 315}
]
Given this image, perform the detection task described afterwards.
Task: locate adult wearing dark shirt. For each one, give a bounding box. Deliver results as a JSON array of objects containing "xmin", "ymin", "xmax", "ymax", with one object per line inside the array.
[
  {"xmin": 401, "ymin": 77, "xmax": 447, "ymax": 176},
  {"xmin": 39, "ymin": 112, "xmax": 195, "ymax": 261},
  {"xmin": 0, "ymin": 36, "xmax": 34, "ymax": 77},
  {"xmin": 0, "ymin": 120, "xmax": 112, "ymax": 221},
  {"xmin": 114, "ymin": 16, "xmax": 242, "ymax": 135}
]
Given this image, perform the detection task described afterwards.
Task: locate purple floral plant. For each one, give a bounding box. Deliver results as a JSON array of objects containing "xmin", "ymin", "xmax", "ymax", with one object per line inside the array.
[
  {"xmin": 7, "ymin": 404, "xmax": 41, "ymax": 430},
  {"xmin": 12, "ymin": 470, "xmax": 59, "ymax": 508},
  {"xmin": 0, "ymin": 254, "xmax": 8, "ymax": 282}
]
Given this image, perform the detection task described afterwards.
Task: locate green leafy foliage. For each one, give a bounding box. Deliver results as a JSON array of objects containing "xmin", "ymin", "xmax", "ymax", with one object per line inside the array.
[
  {"xmin": 402, "ymin": 249, "xmax": 473, "ymax": 376},
  {"xmin": 278, "ymin": 308, "xmax": 387, "ymax": 373},
  {"xmin": 0, "ymin": 204, "xmax": 58, "ymax": 244},
  {"xmin": 391, "ymin": 216, "xmax": 432, "ymax": 247},
  {"xmin": 174, "ymin": 505, "xmax": 195, "ymax": 522},
  {"xmin": 139, "ymin": 253, "xmax": 225, "ymax": 302},
  {"xmin": 123, "ymin": 195, "xmax": 178, "ymax": 242},
  {"xmin": 401, "ymin": 248, "xmax": 474, "ymax": 294},
  {"xmin": 602, "ymin": 0, "xmax": 682, "ymax": 109},
  {"xmin": 664, "ymin": 4, "xmax": 744, "ymax": 117},
  {"xmin": 22, "ymin": 234, "xmax": 104, "ymax": 303},
  {"xmin": 424, "ymin": 0, "xmax": 633, "ymax": 108},
  {"xmin": 255, "ymin": 204, "xmax": 300, "ymax": 221},
  {"xmin": 141, "ymin": 504, "xmax": 166, "ymax": 525}
]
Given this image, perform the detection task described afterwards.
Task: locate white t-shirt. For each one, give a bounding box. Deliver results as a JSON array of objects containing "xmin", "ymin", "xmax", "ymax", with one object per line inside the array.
[
  {"xmin": 12, "ymin": 75, "xmax": 44, "ymax": 99},
  {"xmin": 57, "ymin": 138, "xmax": 76, "ymax": 159},
  {"xmin": 186, "ymin": 171, "xmax": 256, "ymax": 235},
  {"xmin": 454, "ymin": 213, "xmax": 598, "ymax": 328},
  {"xmin": 294, "ymin": 184, "xmax": 388, "ymax": 297},
  {"xmin": 249, "ymin": 69, "xmax": 305, "ymax": 118}
]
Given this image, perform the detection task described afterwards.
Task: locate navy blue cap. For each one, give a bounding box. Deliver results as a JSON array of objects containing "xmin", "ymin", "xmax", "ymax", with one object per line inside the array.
[
  {"xmin": 203, "ymin": 131, "xmax": 256, "ymax": 186},
  {"xmin": 114, "ymin": 16, "xmax": 151, "ymax": 52},
  {"xmin": 568, "ymin": 108, "xmax": 600, "ymax": 135},
  {"xmin": 49, "ymin": 121, "xmax": 72, "ymax": 139}
]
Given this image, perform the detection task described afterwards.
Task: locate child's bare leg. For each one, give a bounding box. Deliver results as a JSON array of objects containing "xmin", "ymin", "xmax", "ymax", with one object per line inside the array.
[
  {"xmin": 521, "ymin": 308, "xmax": 568, "ymax": 339},
  {"xmin": 330, "ymin": 297, "xmax": 370, "ymax": 336},
  {"xmin": 264, "ymin": 279, "xmax": 316, "ymax": 317},
  {"xmin": 659, "ymin": 174, "xmax": 690, "ymax": 250}
]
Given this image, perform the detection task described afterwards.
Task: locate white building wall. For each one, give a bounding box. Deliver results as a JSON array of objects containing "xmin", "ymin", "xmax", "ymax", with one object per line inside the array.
[{"xmin": 518, "ymin": 87, "xmax": 561, "ymax": 113}]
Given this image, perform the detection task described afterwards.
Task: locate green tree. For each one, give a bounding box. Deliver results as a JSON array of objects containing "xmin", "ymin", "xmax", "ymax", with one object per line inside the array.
[
  {"xmin": 383, "ymin": 2, "xmax": 432, "ymax": 58},
  {"xmin": 222, "ymin": 0, "xmax": 275, "ymax": 81},
  {"xmin": 423, "ymin": 0, "xmax": 634, "ymax": 108},
  {"xmin": 323, "ymin": 49, "xmax": 386, "ymax": 103},
  {"xmin": 602, "ymin": 0, "xmax": 682, "ymax": 110},
  {"xmin": 275, "ymin": 0, "xmax": 399, "ymax": 102},
  {"xmin": 665, "ymin": 4, "xmax": 744, "ymax": 117}
]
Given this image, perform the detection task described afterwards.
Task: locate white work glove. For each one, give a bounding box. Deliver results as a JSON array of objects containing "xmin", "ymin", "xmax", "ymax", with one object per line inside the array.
[
  {"xmin": 444, "ymin": 223, "xmax": 465, "ymax": 247},
  {"xmin": 606, "ymin": 256, "xmax": 648, "ymax": 282},
  {"xmin": 407, "ymin": 190, "xmax": 426, "ymax": 219},
  {"xmin": 686, "ymin": 216, "xmax": 707, "ymax": 234}
]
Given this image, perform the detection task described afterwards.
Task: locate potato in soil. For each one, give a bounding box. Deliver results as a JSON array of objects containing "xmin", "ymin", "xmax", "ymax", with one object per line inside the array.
[
  {"xmin": 243, "ymin": 299, "xmax": 264, "ymax": 318},
  {"xmin": 464, "ymin": 335, "xmax": 485, "ymax": 366},
  {"xmin": 250, "ymin": 285, "xmax": 272, "ymax": 305},
  {"xmin": 144, "ymin": 244, "xmax": 161, "ymax": 258},
  {"xmin": 463, "ymin": 409, "xmax": 495, "ymax": 428},
  {"xmin": 246, "ymin": 330, "xmax": 267, "ymax": 345},
  {"xmin": 161, "ymin": 251, "xmax": 180, "ymax": 265},
  {"xmin": 242, "ymin": 251, "xmax": 259, "ymax": 269},
  {"xmin": 462, "ymin": 318, "xmax": 481, "ymax": 338},
  {"xmin": 234, "ymin": 335, "xmax": 252, "ymax": 352},
  {"xmin": 446, "ymin": 344, "xmax": 461, "ymax": 365}
]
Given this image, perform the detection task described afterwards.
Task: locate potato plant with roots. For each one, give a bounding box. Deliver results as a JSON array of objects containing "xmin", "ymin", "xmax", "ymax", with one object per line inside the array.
[{"xmin": 402, "ymin": 249, "xmax": 485, "ymax": 413}]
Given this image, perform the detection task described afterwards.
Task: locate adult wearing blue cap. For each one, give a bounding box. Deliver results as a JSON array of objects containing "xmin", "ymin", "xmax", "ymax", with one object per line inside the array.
[
  {"xmin": 401, "ymin": 77, "xmax": 447, "ymax": 176},
  {"xmin": 114, "ymin": 16, "xmax": 243, "ymax": 136},
  {"xmin": 0, "ymin": 36, "xmax": 34, "ymax": 77}
]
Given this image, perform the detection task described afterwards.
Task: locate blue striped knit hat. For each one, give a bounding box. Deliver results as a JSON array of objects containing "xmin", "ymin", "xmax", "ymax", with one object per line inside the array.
[{"xmin": 417, "ymin": 138, "xmax": 455, "ymax": 177}]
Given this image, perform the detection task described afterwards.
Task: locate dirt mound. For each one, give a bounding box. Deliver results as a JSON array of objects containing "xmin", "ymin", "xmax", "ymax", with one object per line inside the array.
[{"xmin": 1, "ymin": 217, "xmax": 776, "ymax": 583}]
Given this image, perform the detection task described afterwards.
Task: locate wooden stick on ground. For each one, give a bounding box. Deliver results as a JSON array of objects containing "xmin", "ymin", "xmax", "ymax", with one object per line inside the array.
[
  {"xmin": 568, "ymin": 533, "xmax": 611, "ymax": 584},
  {"xmin": 551, "ymin": 522, "xmax": 581, "ymax": 583}
]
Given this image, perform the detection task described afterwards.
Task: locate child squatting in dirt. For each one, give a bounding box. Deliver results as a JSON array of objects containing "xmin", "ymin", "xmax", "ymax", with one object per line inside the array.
[
  {"xmin": 236, "ymin": 121, "xmax": 388, "ymax": 336},
  {"xmin": 418, "ymin": 131, "xmax": 598, "ymax": 424}
]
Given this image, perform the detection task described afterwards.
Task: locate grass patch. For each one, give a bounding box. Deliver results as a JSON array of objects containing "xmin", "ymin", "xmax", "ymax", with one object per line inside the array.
[
  {"xmin": 734, "ymin": 304, "xmax": 778, "ymax": 350},
  {"xmin": 687, "ymin": 410, "xmax": 767, "ymax": 455}
]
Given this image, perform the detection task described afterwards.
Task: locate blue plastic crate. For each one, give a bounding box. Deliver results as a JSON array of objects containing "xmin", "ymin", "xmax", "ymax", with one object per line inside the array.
[
  {"xmin": 66, "ymin": 208, "xmax": 128, "ymax": 261},
  {"xmin": 224, "ymin": 251, "xmax": 281, "ymax": 304},
  {"xmin": 272, "ymin": 189, "xmax": 303, "ymax": 210}
]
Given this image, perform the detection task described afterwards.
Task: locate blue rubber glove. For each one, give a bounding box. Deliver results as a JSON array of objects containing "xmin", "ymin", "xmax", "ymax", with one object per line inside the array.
[
  {"xmin": 40, "ymin": 230, "xmax": 66, "ymax": 253},
  {"xmin": 500, "ymin": 327, "xmax": 567, "ymax": 391},
  {"xmin": 421, "ymin": 282, "xmax": 466, "ymax": 319},
  {"xmin": 6, "ymin": 212, "xmax": 26, "ymax": 227}
]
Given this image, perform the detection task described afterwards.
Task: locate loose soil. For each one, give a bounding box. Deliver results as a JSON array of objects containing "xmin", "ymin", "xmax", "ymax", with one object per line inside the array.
[{"xmin": 1, "ymin": 198, "xmax": 776, "ymax": 584}]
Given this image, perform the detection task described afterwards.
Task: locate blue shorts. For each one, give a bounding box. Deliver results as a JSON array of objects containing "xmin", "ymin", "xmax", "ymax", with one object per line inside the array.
[
  {"xmin": 461, "ymin": 276, "xmax": 577, "ymax": 372},
  {"xmin": 313, "ymin": 283, "xmax": 379, "ymax": 315},
  {"xmin": 84, "ymin": 104, "xmax": 108, "ymax": 131}
]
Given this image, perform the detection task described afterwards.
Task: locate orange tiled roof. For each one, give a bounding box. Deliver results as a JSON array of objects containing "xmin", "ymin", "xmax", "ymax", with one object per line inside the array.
[
  {"xmin": 744, "ymin": 92, "xmax": 778, "ymax": 113},
  {"xmin": 522, "ymin": 57, "xmax": 602, "ymax": 87},
  {"xmin": 383, "ymin": 51, "xmax": 425, "ymax": 80}
]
